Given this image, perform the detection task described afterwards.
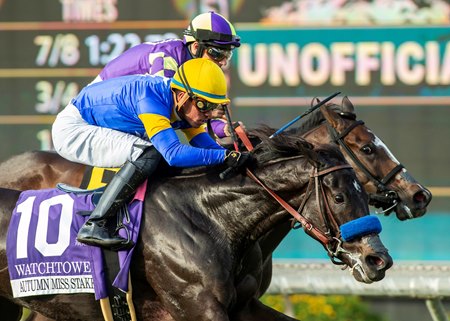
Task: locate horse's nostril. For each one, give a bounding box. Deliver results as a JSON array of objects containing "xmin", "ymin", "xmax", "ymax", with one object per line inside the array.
[
  {"xmin": 413, "ymin": 190, "xmax": 431, "ymax": 206},
  {"xmin": 366, "ymin": 255, "xmax": 385, "ymax": 269},
  {"xmin": 413, "ymin": 191, "xmax": 427, "ymax": 204}
]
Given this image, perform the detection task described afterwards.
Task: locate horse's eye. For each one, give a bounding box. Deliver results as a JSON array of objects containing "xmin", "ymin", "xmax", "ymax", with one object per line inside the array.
[
  {"xmin": 334, "ymin": 194, "xmax": 345, "ymax": 203},
  {"xmin": 361, "ymin": 145, "xmax": 374, "ymax": 155}
]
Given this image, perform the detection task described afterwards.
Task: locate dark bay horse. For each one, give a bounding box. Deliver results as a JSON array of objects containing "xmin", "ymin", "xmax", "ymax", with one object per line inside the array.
[
  {"xmin": 0, "ymin": 128, "xmax": 392, "ymax": 321},
  {"xmin": 0, "ymin": 98, "xmax": 431, "ymax": 221}
]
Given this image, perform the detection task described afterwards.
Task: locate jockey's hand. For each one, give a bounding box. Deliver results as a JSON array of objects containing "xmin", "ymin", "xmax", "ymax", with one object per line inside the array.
[
  {"xmin": 224, "ymin": 121, "xmax": 246, "ymax": 137},
  {"xmin": 211, "ymin": 105, "xmax": 225, "ymax": 118},
  {"xmin": 224, "ymin": 151, "xmax": 253, "ymax": 171}
]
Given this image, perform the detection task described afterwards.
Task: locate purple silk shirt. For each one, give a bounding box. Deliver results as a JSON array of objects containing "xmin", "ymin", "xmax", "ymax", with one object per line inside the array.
[{"xmin": 98, "ymin": 39, "xmax": 190, "ymax": 80}]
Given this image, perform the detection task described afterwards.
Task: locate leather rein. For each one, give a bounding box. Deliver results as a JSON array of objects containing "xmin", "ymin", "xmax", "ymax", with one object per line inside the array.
[
  {"xmin": 326, "ymin": 119, "xmax": 404, "ymax": 214},
  {"xmin": 235, "ymin": 126, "xmax": 354, "ymax": 262}
]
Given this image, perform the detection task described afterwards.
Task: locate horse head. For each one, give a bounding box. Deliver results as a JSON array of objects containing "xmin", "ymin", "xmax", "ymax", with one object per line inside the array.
[
  {"xmin": 249, "ymin": 128, "xmax": 392, "ymax": 283},
  {"xmin": 302, "ymin": 96, "xmax": 432, "ymax": 220}
]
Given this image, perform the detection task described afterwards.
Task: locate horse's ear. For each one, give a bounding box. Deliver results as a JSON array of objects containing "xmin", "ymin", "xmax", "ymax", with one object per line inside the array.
[
  {"xmin": 311, "ymin": 97, "xmax": 320, "ymax": 107},
  {"xmin": 320, "ymin": 104, "xmax": 346, "ymax": 131},
  {"xmin": 341, "ymin": 96, "xmax": 355, "ymax": 113}
]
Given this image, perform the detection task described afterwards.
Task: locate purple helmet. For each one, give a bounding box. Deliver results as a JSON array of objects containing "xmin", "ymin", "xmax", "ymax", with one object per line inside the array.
[{"xmin": 183, "ymin": 11, "xmax": 240, "ymax": 49}]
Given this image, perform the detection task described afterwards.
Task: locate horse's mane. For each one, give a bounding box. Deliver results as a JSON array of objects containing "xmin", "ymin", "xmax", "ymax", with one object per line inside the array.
[
  {"xmin": 158, "ymin": 124, "xmax": 323, "ymax": 179},
  {"xmin": 249, "ymin": 125, "xmax": 318, "ymax": 165},
  {"xmin": 250, "ymin": 125, "xmax": 349, "ymax": 171},
  {"xmin": 288, "ymin": 103, "xmax": 342, "ymax": 136}
]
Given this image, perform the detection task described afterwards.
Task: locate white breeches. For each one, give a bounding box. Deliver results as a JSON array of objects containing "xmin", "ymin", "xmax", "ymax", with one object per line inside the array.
[{"xmin": 52, "ymin": 104, "xmax": 151, "ymax": 168}]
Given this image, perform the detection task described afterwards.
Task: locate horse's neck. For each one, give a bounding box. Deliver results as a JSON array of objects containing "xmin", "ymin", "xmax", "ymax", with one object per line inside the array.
[
  {"xmin": 302, "ymin": 122, "xmax": 332, "ymax": 145},
  {"xmin": 217, "ymin": 163, "xmax": 310, "ymax": 246},
  {"xmin": 145, "ymin": 162, "xmax": 310, "ymax": 256},
  {"xmin": 258, "ymin": 217, "xmax": 292, "ymax": 259}
]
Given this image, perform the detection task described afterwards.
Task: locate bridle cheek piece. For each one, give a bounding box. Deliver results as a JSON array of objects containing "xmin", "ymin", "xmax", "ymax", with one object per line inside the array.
[
  {"xmin": 296, "ymin": 164, "xmax": 354, "ymax": 264},
  {"xmin": 327, "ymin": 120, "xmax": 404, "ymax": 214},
  {"xmin": 246, "ymin": 164, "xmax": 358, "ymax": 265},
  {"xmin": 234, "ymin": 128, "xmax": 372, "ymax": 266}
]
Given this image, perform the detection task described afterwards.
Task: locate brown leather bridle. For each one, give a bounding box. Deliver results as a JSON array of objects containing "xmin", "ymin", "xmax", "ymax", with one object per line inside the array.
[
  {"xmin": 235, "ymin": 126, "xmax": 357, "ymax": 263},
  {"xmin": 245, "ymin": 164, "xmax": 353, "ymax": 263},
  {"xmin": 326, "ymin": 120, "xmax": 404, "ymax": 214}
]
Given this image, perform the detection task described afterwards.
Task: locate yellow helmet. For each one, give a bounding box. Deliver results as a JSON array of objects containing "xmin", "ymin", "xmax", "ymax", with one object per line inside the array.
[{"xmin": 171, "ymin": 58, "xmax": 230, "ymax": 105}]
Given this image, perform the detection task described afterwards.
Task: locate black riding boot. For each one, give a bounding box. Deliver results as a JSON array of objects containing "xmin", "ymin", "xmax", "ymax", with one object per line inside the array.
[{"xmin": 77, "ymin": 146, "xmax": 161, "ymax": 251}]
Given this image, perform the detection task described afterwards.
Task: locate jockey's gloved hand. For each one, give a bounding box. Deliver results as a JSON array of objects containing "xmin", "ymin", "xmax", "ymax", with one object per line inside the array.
[
  {"xmin": 224, "ymin": 121, "xmax": 246, "ymax": 137},
  {"xmin": 224, "ymin": 151, "xmax": 253, "ymax": 171}
]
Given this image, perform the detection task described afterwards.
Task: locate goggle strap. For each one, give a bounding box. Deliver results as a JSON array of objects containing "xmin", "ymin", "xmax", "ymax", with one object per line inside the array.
[
  {"xmin": 196, "ymin": 43, "xmax": 207, "ymax": 59},
  {"xmin": 179, "ymin": 64, "xmax": 195, "ymax": 99},
  {"xmin": 174, "ymin": 91, "xmax": 190, "ymax": 110},
  {"xmin": 206, "ymin": 47, "xmax": 232, "ymax": 61}
]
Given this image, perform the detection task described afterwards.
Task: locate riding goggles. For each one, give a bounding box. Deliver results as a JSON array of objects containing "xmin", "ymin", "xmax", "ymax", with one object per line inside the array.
[
  {"xmin": 192, "ymin": 96, "xmax": 223, "ymax": 112},
  {"xmin": 205, "ymin": 46, "xmax": 233, "ymax": 62}
]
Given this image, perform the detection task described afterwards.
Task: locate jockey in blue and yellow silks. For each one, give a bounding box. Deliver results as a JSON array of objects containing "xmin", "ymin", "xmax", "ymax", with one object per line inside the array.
[
  {"xmin": 90, "ymin": 11, "xmax": 241, "ymax": 139},
  {"xmin": 52, "ymin": 58, "xmax": 252, "ymax": 251}
]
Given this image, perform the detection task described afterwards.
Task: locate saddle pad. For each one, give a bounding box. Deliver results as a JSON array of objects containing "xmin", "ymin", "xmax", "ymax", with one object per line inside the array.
[{"xmin": 6, "ymin": 185, "xmax": 145, "ymax": 300}]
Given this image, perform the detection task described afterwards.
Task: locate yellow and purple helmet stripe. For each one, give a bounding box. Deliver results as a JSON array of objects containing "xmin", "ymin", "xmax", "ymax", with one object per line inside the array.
[{"xmin": 184, "ymin": 11, "xmax": 240, "ymax": 48}]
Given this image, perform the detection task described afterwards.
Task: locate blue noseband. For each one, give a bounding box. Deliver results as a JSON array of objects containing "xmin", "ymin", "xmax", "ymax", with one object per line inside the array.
[{"xmin": 340, "ymin": 216, "xmax": 382, "ymax": 242}]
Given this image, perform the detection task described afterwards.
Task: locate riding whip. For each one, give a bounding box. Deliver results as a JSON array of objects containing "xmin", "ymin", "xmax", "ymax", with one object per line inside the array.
[{"xmin": 269, "ymin": 91, "xmax": 341, "ymax": 138}]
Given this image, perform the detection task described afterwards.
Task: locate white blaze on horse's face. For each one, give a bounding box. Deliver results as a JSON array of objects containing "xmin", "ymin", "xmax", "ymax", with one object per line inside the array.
[
  {"xmin": 352, "ymin": 180, "xmax": 362, "ymax": 193},
  {"xmin": 370, "ymin": 132, "xmax": 400, "ymax": 164}
]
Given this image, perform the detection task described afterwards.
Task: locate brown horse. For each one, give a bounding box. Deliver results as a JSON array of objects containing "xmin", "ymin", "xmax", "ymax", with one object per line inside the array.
[
  {"xmin": 0, "ymin": 99, "xmax": 431, "ymax": 221},
  {"xmin": 299, "ymin": 98, "xmax": 431, "ymax": 220},
  {"xmin": 0, "ymin": 128, "xmax": 392, "ymax": 321}
]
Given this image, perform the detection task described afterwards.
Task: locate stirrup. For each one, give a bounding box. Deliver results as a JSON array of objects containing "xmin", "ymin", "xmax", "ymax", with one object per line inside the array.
[
  {"xmin": 77, "ymin": 231, "xmax": 133, "ymax": 251},
  {"xmin": 112, "ymin": 206, "xmax": 133, "ymax": 251}
]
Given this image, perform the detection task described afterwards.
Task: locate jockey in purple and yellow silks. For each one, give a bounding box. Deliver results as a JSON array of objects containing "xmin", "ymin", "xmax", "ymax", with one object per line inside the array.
[
  {"xmin": 52, "ymin": 58, "xmax": 252, "ymax": 251},
  {"xmin": 90, "ymin": 11, "xmax": 242, "ymax": 139}
]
